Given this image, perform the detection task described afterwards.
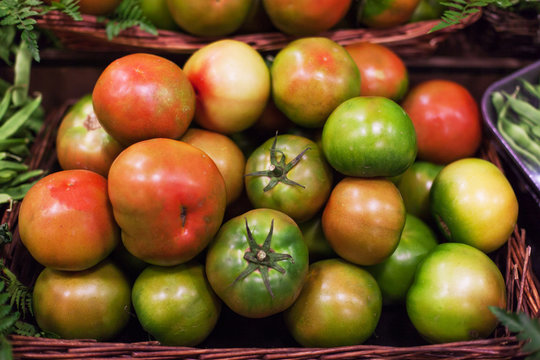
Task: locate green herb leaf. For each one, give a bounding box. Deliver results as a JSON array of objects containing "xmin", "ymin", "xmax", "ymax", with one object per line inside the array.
[
  {"xmin": 102, "ymin": 0, "xmax": 158, "ymax": 40},
  {"xmin": 490, "ymin": 306, "xmax": 540, "ymax": 358}
]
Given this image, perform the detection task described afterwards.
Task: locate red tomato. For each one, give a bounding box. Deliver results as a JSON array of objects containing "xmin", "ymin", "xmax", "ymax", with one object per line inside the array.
[
  {"xmin": 401, "ymin": 79, "xmax": 482, "ymax": 164},
  {"xmin": 18, "ymin": 170, "xmax": 120, "ymax": 271},
  {"xmin": 262, "ymin": 0, "xmax": 352, "ymax": 36},
  {"xmin": 345, "ymin": 42, "xmax": 409, "ymax": 101},
  {"xmin": 92, "ymin": 53, "xmax": 195, "ymax": 146},
  {"xmin": 107, "ymin": 138, "xmax": 226, "ymax": 266},
  {"xmin": 56, "ymin": 94, "xmax": 123, "ymax": 178},
  {"xmin": 32, "ymin": 260, "xmax": 131, "ymax": 341},
  {"xmin": 180, "ymin": 128, "xmax": 246, "ymax": 205}
]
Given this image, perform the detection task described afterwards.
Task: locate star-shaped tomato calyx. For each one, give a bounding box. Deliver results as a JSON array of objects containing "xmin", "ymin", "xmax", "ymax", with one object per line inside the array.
[{"xmin": 232, "ymin": 217, "xmax": 294, "ymax": 298}]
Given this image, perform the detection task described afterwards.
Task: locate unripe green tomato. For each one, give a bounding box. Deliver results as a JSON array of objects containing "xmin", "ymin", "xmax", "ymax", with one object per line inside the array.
[
  {"xmin": 140, "ymin": 0, "xmax": 178, "ymax": 31},
  {"xmin": 132, "ymin": 261, "xmax": 221, "ymax": 346}
]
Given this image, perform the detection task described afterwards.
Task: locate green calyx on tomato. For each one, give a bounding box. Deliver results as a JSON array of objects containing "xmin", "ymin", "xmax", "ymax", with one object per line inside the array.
[
  {"xmin": 233, "ymin": 217, "xmax": 293, "ymax": 298},
  {"xmin": 244, "ymin": 133, "xmax": 309, "ymax": 191}
]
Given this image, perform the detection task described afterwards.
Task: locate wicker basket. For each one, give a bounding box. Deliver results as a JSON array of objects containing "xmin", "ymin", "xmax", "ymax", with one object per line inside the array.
[
  {"xmin": 1, "ymin": 100, "xmax": 539, "ymax": 359},
  {"xmin": 35, "ymin": 10, "xmax": 481, "ymax": 58}
]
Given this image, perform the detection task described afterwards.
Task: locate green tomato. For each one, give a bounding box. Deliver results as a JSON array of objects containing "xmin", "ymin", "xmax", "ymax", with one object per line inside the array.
[
  {"xmin": 205, "ymin": 208, "xmax": 309, "ymax": 318},
  {"xmin": 244, "ymin": 134, "xmax": 333, "ymax": 223},
  {"xmin": 367, "ymin": 213, "xmax": 438, "ymax": 304},
  {"xmin": 132, "ymin": 261, "xmax": 221, "ymax": 346},
  {"xmin": 430, "ymin": 158, "xmax": 519, "ymax": 253},
  {"xmin": 322, "ymin": 96, "xmax": 417, "ymax": 177},
  {"xmin": 409, "ymin": 0, "xmax": 446, "ymax": 22},
  {"xmin": 284, "ymin": 258, "xmax": 382, "ymax": 347},
  {"xmin": 397, "ymin": 161, "xmax": 443, "ymax": 222},
  {"xmin": 298, "ymin": 214, "xmax": 336, "ymax": 262},
  {"xmin": 406, "ymin": 242, "xmax": 506, "ymax": 343},
  {"xmin": 140, "ymin": 0, "xmax": 178, "ymax": 30}
]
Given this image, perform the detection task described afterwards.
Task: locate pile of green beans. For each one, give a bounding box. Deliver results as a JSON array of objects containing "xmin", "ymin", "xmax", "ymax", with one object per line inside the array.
[
  {"xmin": 491, "ymin": 76, "xmax": 540, "ymax": 170},
  {"xmin": 0, "ymin": 43, "xmax": 45, "ymax": 205}
]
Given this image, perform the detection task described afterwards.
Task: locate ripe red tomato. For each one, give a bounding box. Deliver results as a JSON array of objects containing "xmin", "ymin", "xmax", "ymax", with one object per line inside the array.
[
  {"xmin": 107, "ymin": 138, "xmax": 226, "ymax": 266},
  {"xmin": 344, "ymin": 42, "xmax": 409, "ymax": 101},
  {"xmin": 322, "ymin": 177, "xmax": 406, "ymax": 266},
  {"xmin": 244, "ymin": 133, "xmax": 333, "ymax": 223},
  {"xmin": 18, "ymin": 170, "xmax": 120, "ymax": 271},
  {"xmin": 167, "ymin": 0, "xmax": 252, "ymax": 36},
  {"xmin": 406, "ymin": 243, "xmax": 507, "ymax": 343},
  {"xmin": 132, "ymin": 261, "xmax": 221, "ymax": 346},
  {"xmin": 401, "ymin": 79, "xmax": 482, "ymax": 164},
  {"xmin": 262, "ymin": 0, "xmax": 352, "ymax": 36},
  {"xmin": 205, "ymin": 208, "xmax": 308, "ymax": 319},
  {"xmin": 92, "ymin": 53, "xmax": 195, "ymax": 146},
  {"xmin": 56, "ymin": 94, "xmax": 124, "ymax": 178},
  {"xmin": 32, "ymin": 260, "xmax": 131, "ymax": 341},
  {"xmin": 181, "ymin": 128, "xmax": 246, "ymax": 205},
  {"xmin": 358, "ymin": 0, "xmax": 422, "ymax": 28},
  {"xmin": 284, "ymin": 258, "xmax": 382, "ymax": 347}
]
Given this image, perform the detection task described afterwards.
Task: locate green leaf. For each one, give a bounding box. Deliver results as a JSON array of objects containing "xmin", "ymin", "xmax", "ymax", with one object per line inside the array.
[
  {"xmin": 490, "ymin": 306, "xmax": 540, "ymax": 359},
  {"xmin": 103, "ymin": 0, "xmax": 157, "ymax": 40}
]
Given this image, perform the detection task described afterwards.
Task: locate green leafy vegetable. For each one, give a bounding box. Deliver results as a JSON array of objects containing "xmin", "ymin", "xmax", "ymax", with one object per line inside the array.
[
  {"xmin": 490, "ymin": 306, "xmax": 540, "ymax": 359},
  {"xmin": 99, "ymin": 0, "xmax": 157, "ymax": 40}
]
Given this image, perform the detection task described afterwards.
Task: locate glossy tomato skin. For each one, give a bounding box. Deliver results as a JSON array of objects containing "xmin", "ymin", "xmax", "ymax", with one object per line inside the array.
[
  {"xmin": 401, "ymin": 79, "xmax": 482, "ymax": 164},
  {"xmin": 18, "ymin": 170, "xmax": 120, "ymax": 271},
  {"xmin": 358, "ymin": 0, "xmax": 422, "ymax": 28},
  {"xmin": 430, "ymin": 158, "xmax": 518, "ymax": 253},
  {"xmin": 397, "ymin": 161, "xmax": 444, "ymax": 222},
  {"xmin": 298, "ymin": 215, "xmax": 336, "ymax": 262},
  {"xmin": 181, "ymin": 128, "xmax": 246, "ymax": 205},
  {"xmin": 322, "ymin": 177, "xmax": 406, "ymax": 266},
  {"xmin": 56, "ymin": 94, "xmax": 123, "ymax": 178},
  {"xmin": 92, "ymin": 53, "xmax": 195, "ymax": 146},
  {"xmin": 322, "ymin": 96, "xmax": 417, "ymax": 177},
  {"xmin": 205, "ymin": 208, "xmax": 309, "ymax": 318},
  {"xmin": 367, "ymin": 213, "xmax": 438, "ymax": 304},
  {"xmin": 140, "ymin": 0, "xmax": 179, "ymax": 30},
  {"xmin": 345, "ymin": 42, "xmax": 409, "ymax": 101},
  {"xmin": 167, "ymin": 0, "xmax": 252, "ymax": 36},
  {"xmin": 406, "ymin": 242, "xmax": 507, "ymax": 343},
  {"xmin": 132, "ymin": 261, "xmax": 221, "ymax": 346},
  {"xmin": 107, "ymin": 138, "xmax": 226, "ymax": 266},
  {"xmin": 244, "ymin": 134, "xmax": 333, "ymax": 223},
  {"xmin": 33, "ymin": 260, "xmax": 131, "ymax": 341},
  {"xmin": 271, "ymin": 37, "xmax": 361, "ymax": 128},
  {"xmin": 284, "ymin": 258, "xmax": 382, "ymax": 347},
  {"xmin": 262, "ymin": 0, "xmax": 352, "ymax": 36}
]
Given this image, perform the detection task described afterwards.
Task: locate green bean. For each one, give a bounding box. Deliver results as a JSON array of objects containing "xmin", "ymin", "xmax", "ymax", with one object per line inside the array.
[
  {"xmin": 503, "ymin": 91, "xmax": 540, "ymax": 126},
  {"xmin": 0, "ymin": 194, "xmax": 12, "ymax": 204},
  {"xmin": 0, "ymin": 86, "xmax": 14, "ymax": 121},
  {"xmin": 498, "ymin": 115, "xmax": 540, "ymax": 167},
  {"xmin": 12, "ymin": 41, "xmax": 32, "ymax": 107},
  {"xmin": 8, "ymin": 169, "xmax": 44, "ymax": 187},
  {"xmin": 0, "ymin": 170, "xmax": 17, "ymax": 184},
  {"xmin": 491, "ymin": 91, "xmax": 506, "ymax": 114},
  {"xmin": 0, "ymin": 160, "xmax": 27, "ymax": 171},
  {"xmin": 0, "ymin": 138, "xmax": 28, "ymax": 152},
  {"xmin": 519, "ymin": 78, "xmax": 540, "ymax": 99},
  {"xmin": 0, "ymin": 93, "xmax": 41, "ymax": 140},
  {"xmin": 2, "ymin": 181, "xmax": 38, "ymax": 200}
]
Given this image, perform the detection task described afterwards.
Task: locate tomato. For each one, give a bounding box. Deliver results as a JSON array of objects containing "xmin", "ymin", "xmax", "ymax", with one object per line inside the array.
[
  {"xmin": 298, "ymin": 215, "xmax": 336, "ymax": 262},
  {"xmin": 140, "ymin": 0, "xmax": 179, "ymax": 31},
  {"xmin": 358, "ymin": 0, "xmax": 422, "ymax": 28},
  {"xmin": 77, "ymin": 0, "xmax": 121, "ymax": 15},
  {"xmin": 430, "ymin": 158, "xmax": 518, "ymax": 253},
  {"xmin": 322, "ymin": 96, "xmax": 417, "ymax": 177},
  {"xmin": 107, "ymin": 138, "xmax": 226, "ymax": 266},
  {"xmin": 183, "ymin": 39, "xmax": 271, "ymax": 134},
  {"xmin": 409, "ymin": 0, "xmax": 446, "ymax": 22},
  {"xmin": 406, "ymin": 242, "xmax": 507, "ymax": 343},
  {"xmin": 396, "ymin": 161, "xmax": 443, "ymax": 222},
  {"xmin": 205, "ymin": 208, "xmax": 309, "ymax": 318},
  {"xmin": 32, "ymin": 260, "xmax": 131, "ymax": 341},
  {"xmin": 132, "ymin": 261, "xmax": 221, "ymax": 346},
  {"xmin": 271, "ymin": 37, "xmax": 361, "ymax": 128},
  {"xmin": 244, "ymin": 133, "xmax": 333, "ymax": 223},
  {"xmin": 366, "ymin": 214, "xmax": 438, "ymax": 304},
  {"xmin": 284, "ymin": 258, "xmax": 382, "ymax": 347},
  {"xmin": 237, "ymin": 0, "xmax": 275, "ymax": 33},
  {"xmin": 344, "ymin": 42, "xmax": 409, "ymax": 101},
  {"xmin": 322, "ymin": 177, "xmax": 406, "ymax": 266},
  {"xmin": 18, "ymin": 170, "xmax": 119, "ymax": 271},
  {"xmin": 181, "ymin": 128, "xmax": 246, "ymax": 205},
  {"xmin": 401, "ymin": 79, "xmax": 482, "ymax": 164},
  {"xmin": 56, "ymin": 94, "xmax": 123, "ymax": 178},
  {"xmin": 166, "ymin": 0, "xmax": 252, "ymax": 36},
  {"xmin": 92, "ymin": 53, "xmax": 195, "ymax": 146},
  {"xmin": 262, "ymin": 0, "xmax": 352, "ymax": 36}
]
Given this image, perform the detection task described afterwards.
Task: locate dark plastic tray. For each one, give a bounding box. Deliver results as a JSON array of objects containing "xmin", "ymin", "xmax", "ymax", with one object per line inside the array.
[{"xmin": 481, "ymin": 59, "xmax": 540, "ymax": 207}]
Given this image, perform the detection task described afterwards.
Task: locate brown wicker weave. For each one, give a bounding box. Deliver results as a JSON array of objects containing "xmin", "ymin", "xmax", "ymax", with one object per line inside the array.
[
  {"xmin": 1, "ymin": 100, "xmax": 538, "ymax": 359},
  {"xmin": 34, "ymin": 10, "xmax": 481, "ymax": 58}
]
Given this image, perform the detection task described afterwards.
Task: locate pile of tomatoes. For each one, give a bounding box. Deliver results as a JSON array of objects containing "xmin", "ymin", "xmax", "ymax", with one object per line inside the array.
[{"xmin": 17, "ymin": 36, "xmax": 519, "ymax": 348}]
